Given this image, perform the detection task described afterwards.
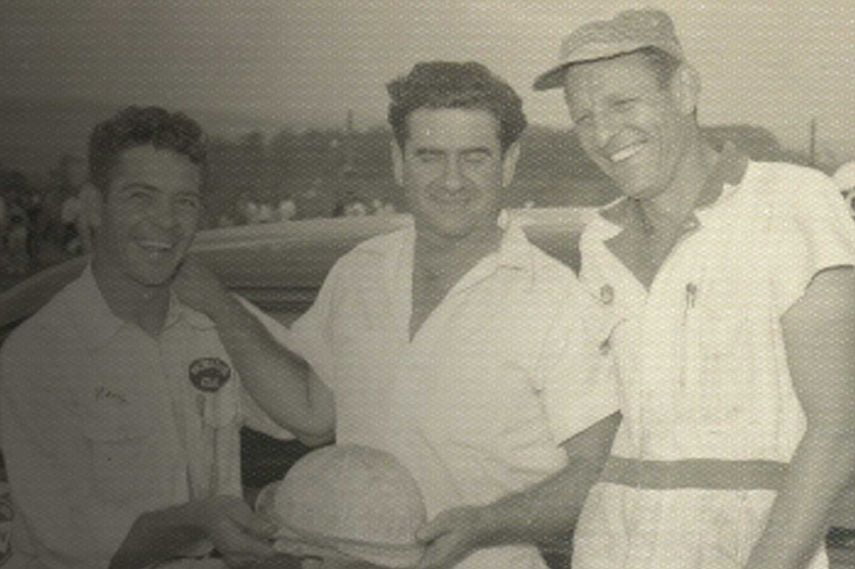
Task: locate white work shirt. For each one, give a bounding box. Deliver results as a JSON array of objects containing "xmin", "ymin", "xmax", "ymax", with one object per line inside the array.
[
  {"xmin": 575, "ymin": 151, "xmax": 855, "ymax": 569},
  {"xmin": 0, "ymin": 265, "xmax": 289, "ymax": 569},
  {"xmin": 284, "ymin": 217, "xmax": 617, "ymax": 569}
]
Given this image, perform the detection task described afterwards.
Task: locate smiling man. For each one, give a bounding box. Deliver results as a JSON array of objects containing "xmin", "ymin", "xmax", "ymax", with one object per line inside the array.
[
  {"xmin": 274, "ymin": 62, "xmax": 620, "ymax": 569},
  {"xmin": 534, "ymin": 9, "xmax": 855, "ymax": 569},
  {"xmin": 0, "ymin": 106, "xmax": 299, "ymax": 569},
  {"xmin": 172, "ymin": 61, "xmax": 621, "ymax": 569}
]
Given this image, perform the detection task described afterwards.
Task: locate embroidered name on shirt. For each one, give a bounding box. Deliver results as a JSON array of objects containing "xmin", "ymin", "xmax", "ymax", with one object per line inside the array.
[
  {"xmin": 95, "ymin": 386, "xmax": 128, "ymax": 404},
  {"xmin": 189, "ymin": 357, "xmax": 231, "ymax": 393}
]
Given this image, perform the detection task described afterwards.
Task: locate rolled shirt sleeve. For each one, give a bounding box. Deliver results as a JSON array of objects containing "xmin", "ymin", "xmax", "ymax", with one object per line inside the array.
[
  {"xmin": 770, "ymin": 166, "xmax": 855, "ymax": 315},
  {"xmin": 532, "ymin": 278, "xmax": 620, "ymax": 446},
  {"xmin": 233, "ymin": 297, "xmax": 300, "ymax": 440}
]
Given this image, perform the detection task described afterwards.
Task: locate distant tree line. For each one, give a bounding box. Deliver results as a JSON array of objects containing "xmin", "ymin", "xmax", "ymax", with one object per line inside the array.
[{"xmin": 202, "ymin": 122, "xmax": 810, "ymax": 224}]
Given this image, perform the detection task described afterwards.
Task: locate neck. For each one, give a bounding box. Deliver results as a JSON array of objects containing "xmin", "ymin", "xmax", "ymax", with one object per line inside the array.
[
  {"xmin": 91, "ymin": 257, "xmax": 171, "ymax": 335},
  {"xmin": 413, "ymin": 223, "xmax": 502, "ymax": 277},
  {"xmin": 644, "ymin": 132, "xmax": 719, "ymax": 225}
]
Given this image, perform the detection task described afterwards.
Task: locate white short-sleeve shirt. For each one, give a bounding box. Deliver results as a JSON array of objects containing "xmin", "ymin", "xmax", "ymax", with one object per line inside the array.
[
  {"xmin": 283, "ymin": 217, "xmax": 617, "ymax": 569},
  {"xmin": 574, "ymin": 152, "xmax": 855, "ymax": 569},
  {"xmin": 0, "ymin": 265, "xmax": 290, "ymax": 569}
]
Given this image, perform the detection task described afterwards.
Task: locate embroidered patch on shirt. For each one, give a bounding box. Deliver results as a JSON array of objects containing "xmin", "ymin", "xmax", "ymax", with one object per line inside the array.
[
  {"xmin": 95, "ymin": 386, "xmax": 128, "ymax": 405},
  {"xmin": 189, "ymin": 357, "xmax": 232, "ymax": 393}
]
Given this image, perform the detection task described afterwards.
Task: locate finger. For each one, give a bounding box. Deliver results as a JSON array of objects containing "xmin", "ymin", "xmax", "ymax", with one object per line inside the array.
[
  {"xmin": 218, "ymin": 529, "xmax": 276, "ymax": 560},
  {"xmin": 245, "ymin": 514, "xmax": 278, "ymax": 539},
  {"xmin": 417, "ymin": 544, "xmax": 451, "ymax": 569},
  {"xmin": 226, "ymin": 501, "xmax": 278, "ymax": 538},
  {"xmin": 416, "ymin": 514, "xmax": 451, "ymax": 543},
  {"xmin": 222, "ymin": 552, "xmax": 262, "ymax": 568}
]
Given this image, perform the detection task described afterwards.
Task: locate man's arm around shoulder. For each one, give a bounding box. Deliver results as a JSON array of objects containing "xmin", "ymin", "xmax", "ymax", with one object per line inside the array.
[{"xmin": 173, "ymin": 257, "xmax": 335, "ymax": 446}]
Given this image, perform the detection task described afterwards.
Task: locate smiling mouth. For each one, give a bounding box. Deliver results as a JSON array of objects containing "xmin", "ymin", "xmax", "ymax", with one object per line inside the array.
[
  {"xmin": 609, "ymin": 143, "xmax": 645, "ymax": 163},
  {"xmin": 136, "ymin": 240, "xmax": 177, "ymax": 258}
]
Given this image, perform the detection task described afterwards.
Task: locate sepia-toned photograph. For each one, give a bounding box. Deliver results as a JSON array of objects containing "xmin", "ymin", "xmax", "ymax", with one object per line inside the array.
[{"xmin": 0, "ymin": 2, "xmax": 853, "ymax": 568}]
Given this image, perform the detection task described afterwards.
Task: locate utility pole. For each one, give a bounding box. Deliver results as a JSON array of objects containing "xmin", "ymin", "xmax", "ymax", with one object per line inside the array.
[
  {"xmin": 809, "ymin": 117, "xmax": 817, "ymax": 167},
  {"xmin": 343, "ymin": 109, "xmax": 356, "ymax": 178}
]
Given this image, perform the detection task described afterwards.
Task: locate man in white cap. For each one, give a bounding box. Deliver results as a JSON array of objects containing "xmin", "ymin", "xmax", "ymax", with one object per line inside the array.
[
  {"xmin": 255, "ymin": 444, "xmax": 428, "ymax": 569},
  {"xmin": 176, "ymin": 61, "xmax": 620, "ymax": 569},
  {"xmin": 534, "ymin": 9, "xmax": 855, "ymax": 569}
]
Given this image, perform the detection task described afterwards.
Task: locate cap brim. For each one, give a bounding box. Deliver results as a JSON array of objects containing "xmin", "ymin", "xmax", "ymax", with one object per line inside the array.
[
  {"xmin": 533, "ymin": 41, "xmax": 681, "ymax": 91},
  {"xmin": 274, "ymin": 525, "xmax": 424, "ymax": 568},
  {"xmin": 533, "ymin": 64, "xmax": 570, "ymax": 91}
]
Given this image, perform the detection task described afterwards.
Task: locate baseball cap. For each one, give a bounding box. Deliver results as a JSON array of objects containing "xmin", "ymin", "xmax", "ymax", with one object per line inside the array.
[
  {"xmin": 256, "ymin": 444, "xmax": 427, "ymax": 568},
  {"xmin": 533, "ymin": 9, "xmax": 684, "ymax": 91}
]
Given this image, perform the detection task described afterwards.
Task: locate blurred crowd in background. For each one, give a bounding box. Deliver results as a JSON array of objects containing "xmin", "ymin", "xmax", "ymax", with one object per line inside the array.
[{"xmin": 2, "ymin": 122, "xmax": 853, "ymax": 283}]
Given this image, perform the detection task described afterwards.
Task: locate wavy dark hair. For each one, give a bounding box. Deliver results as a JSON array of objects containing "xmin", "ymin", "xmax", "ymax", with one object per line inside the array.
[
  {"xmin": 88, "ymin": 105, "xmax": 207, "ymax": 192},
  {"xmin": 387, "ymin": 61, "xmax": 527, "ymax": 154}
]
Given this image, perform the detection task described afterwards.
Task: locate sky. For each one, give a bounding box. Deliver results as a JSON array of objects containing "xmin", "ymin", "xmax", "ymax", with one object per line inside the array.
[{"xmin": 1, "ymin": 0, "xmax": 853, "ymax": 159}]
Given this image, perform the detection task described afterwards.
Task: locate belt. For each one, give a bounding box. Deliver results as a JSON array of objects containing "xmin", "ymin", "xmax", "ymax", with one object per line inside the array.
[{"xmin": 600, "ymin": 456, "xmax": 788, "ymax": 490}]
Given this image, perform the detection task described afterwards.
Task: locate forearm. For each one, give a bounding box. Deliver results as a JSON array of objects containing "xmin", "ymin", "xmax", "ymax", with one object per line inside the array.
[
  {"xmin": 476, "ymin": 453, "xmax": 604, "ymax": 547},
  {"xmin": 757, "ymin": 268, "xmax": 855, "ymax": 569},
  {"xmin": 467, "ymin": 413, "xmax": 619, "ymax": 549},
  {"xmin": 210, "ymin": 296, "xmax": 335, "ymax": 441},
  {"xmin": 109, "ymin": 501, "xmax": 208, "ymax": 569},
  {"xmin": 746, "ymin": 427, "xmax": 855, "ymax": 569}
]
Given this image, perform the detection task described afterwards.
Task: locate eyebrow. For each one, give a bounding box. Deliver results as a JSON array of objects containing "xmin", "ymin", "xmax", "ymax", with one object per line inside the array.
[{"xmin": 120, "ymin": 182, "xmax": 161, "ymax": 193}]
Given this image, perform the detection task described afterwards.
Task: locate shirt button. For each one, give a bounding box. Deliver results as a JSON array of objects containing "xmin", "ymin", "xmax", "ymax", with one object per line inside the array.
[{"xmin": 600, "ymin": 285, "xmax": 614, "ymax": 305}]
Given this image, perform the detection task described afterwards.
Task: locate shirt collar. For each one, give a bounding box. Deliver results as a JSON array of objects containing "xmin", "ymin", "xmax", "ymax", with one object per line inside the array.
[
  {"xmin": 390, "ymin": 211, "xmax": 531, "ymax": 272},
  {"xmin": 69, "ymin": 263, "xmax": 128, "ymax": 349},
  {"xmin": 71, "ymin": 264, "xmax": 215, "ymax": 349},
  {"xmin": 599, "ymin": 141, "xmax": 749, "ymax": 230},
  {"xmin": 164, "ymin": 290, "xmax": 217, "ymax": 331},
  {"xmin": 495, "ymin": 210, "xmax": 534, "ymax": 271}
]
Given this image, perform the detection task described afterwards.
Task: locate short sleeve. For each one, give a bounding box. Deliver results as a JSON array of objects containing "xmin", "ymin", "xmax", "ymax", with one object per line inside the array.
[
  {"xmin": 769, "ymin": 166, "xmax": 855, "ymax": 315},
  {"xmin": 283, "ymin": 261, "xmax": 343, "ymax": 387},
  {"xmin": 534, "ymin": 284, "xmax": 620, "ymax": 445}
]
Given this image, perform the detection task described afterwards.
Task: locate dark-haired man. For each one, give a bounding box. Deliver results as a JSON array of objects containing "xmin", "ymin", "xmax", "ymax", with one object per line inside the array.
[
  {"xmin": 534, "ymin": 9, "xmax": 855, "ymax": 569},
  {"xmin": 0, "ymin": 106, "xmax": 298, "ymax": 569},
  {"xmin": 176, "ymin": 62, "xmax": 619, "ymax": 569}
]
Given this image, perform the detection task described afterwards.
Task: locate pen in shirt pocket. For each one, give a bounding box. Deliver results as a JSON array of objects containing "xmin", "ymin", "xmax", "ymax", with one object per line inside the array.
[{"xmin": 683, "ymin": 282, "xmax": 698, "ymax": 323}]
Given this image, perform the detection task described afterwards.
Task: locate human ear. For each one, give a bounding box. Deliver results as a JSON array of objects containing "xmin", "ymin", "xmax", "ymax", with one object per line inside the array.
[
  {"xmin": 80, "ymin": 182, "xmax": 103, "ymax": 230},
  {"xmin": 501, "ymin": 142, "xmax": 521, "ymax": 188},
  {"xmin": 671, "ymin": 63, "xmax": 701, "ymax": 116},
  {"xmin": 391, "ymin": 140, "xmax": 405, "ymax": 186}
]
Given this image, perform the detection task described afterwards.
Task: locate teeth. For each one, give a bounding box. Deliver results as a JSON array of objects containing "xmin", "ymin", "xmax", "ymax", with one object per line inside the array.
[
  {"xmin": 610, "ymin": 144, "xmax": 643, "ymax": 163},
  {"xmin": 138, "ymin": 241, "xmax": 172, "ymax": 252}
]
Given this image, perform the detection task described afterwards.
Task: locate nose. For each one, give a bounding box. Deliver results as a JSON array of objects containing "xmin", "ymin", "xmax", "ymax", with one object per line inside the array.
[
  {"xmin": 151, "ymin": 198, "xmax": 180, "ymax": 230},
  {"xmin": 442, "ymin": 157, "xmax": 464, "ymax": 192},
  {"xmin": 591, "ymin": 112, "xmax": 621, "ymax": 150},
  {"xmin": 578, "ymin": 109, "xmax": 621, "ymax": 151}
]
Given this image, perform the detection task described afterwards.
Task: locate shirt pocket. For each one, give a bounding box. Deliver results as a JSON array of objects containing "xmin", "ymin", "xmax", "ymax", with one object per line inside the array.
[
  {"xmin": 83, "ymin": 405, "xmax": 158, "ymax": 505},
  {"xmin": 687, "ymin": 300, "xmax": 755, "ymax": 432}
]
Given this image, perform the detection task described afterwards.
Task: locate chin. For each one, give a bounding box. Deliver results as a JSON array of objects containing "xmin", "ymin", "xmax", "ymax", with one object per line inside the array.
[{"xmin": 130, "ymin": 266, "xmax": 180, "ymax": 288}]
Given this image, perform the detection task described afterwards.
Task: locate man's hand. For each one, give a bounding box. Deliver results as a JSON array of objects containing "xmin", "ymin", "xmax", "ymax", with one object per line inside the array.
[
  {"xmin": 199, "ymin": 495, "xmax": 278, "ymax": 568},
  {"xmin": 173, "ymin": 255, "xmax": 235, "ymax": 321},
  {"xmin": 253, "ymin": 482, "xmax": 282, "ymax": 526},
  {"xmin": 416, "ymin": 506, "xmax": 487, "ymax": 569},
  {"xmin": 111, "ymin": 494, "xmax": 278, "ymax": 569}
]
